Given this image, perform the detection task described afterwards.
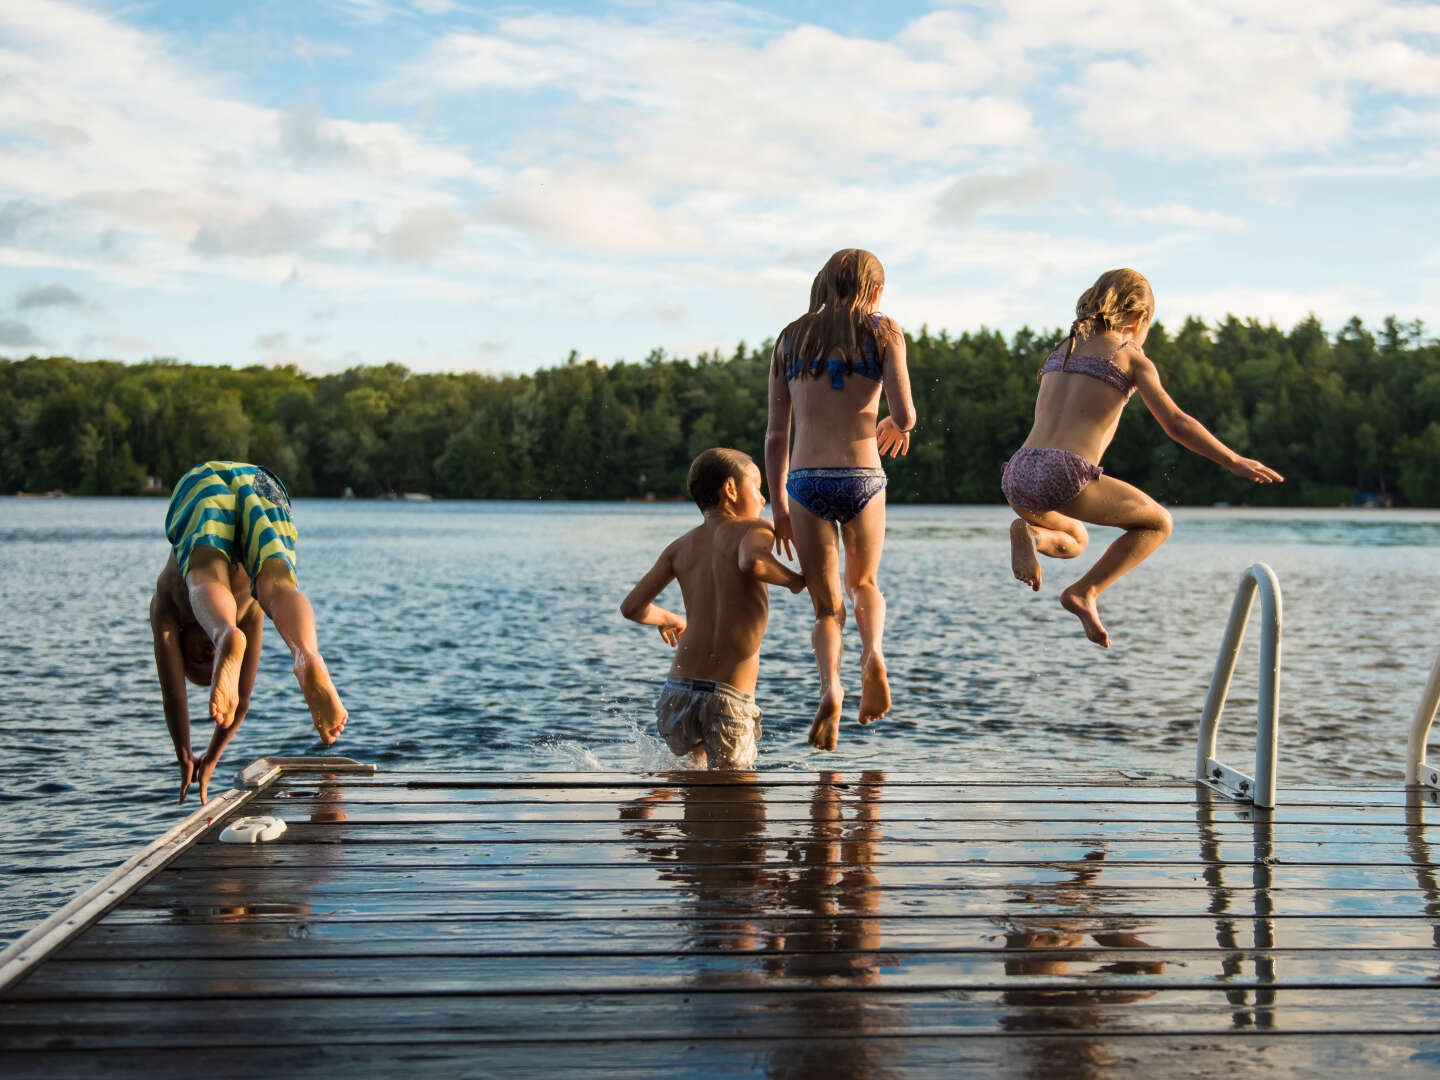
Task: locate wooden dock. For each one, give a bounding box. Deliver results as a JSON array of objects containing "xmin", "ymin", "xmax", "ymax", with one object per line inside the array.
[{"xmin": 3, "ymin": 759, "xmax": 1440, "ymax": 1077}]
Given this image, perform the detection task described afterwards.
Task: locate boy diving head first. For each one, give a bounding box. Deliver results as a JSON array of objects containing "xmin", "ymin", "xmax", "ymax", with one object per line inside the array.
[{"xmin": 151, "ymin": 461, "xmax": 348, "ymax": 804}]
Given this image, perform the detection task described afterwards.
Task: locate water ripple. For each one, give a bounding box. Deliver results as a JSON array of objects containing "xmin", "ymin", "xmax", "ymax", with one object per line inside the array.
[{"xmin": 2, "ymin": 498, "xmax": 1438, "ymax": 946}]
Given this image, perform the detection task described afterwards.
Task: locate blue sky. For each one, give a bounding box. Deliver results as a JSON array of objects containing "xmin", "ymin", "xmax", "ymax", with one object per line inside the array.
[{"xmin": 1, "ymin": 0, "xmax": 1436, "ymax": 375}]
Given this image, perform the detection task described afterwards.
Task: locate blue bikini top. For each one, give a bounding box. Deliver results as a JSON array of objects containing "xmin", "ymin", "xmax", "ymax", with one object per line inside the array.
[{"xmin": 783, "ymin": 312, "xmax": 886, "ymax": 389}]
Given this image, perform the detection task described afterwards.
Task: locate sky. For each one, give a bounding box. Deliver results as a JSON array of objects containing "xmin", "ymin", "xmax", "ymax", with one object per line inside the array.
[{"xmin": 0, "ymin": 0, "xmax": 1437, "ymax": 376}]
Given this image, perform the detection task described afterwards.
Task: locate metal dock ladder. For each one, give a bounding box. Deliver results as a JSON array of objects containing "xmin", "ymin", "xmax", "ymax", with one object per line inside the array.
[
  {"xmin": 1196, "ymin": 563, "xmax": 1282, "ymax": 808},
  {"xmin": 1407, "ymin": 650, "xmax": 1440, "ymax": 791}
]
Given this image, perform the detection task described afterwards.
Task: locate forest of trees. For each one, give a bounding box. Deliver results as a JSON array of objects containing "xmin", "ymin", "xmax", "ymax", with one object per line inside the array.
[{"xmin": 3, "ymin": 313, "xmax": 1438, "ymax": 506}]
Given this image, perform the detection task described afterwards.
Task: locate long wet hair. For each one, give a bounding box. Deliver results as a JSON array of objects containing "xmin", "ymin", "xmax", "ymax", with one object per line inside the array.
[
  {"xmin": 1055, "ymin": 268, "xmax": 1154, "ymax": 370},
  {"xmin": 774, "ymin": 249, "xmax": 886, "ymax": 380}
]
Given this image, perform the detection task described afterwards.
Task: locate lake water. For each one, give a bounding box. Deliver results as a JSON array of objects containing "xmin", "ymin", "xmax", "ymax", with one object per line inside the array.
[{"xmin": 2, "ymin": 497, "xmax": 1438, "ymax": 947}]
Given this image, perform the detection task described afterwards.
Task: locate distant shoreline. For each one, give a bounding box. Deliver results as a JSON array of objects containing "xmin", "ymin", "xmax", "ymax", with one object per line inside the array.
[{"xmin": 6, "ymin": 493, "xmax": 1437, "ymax": 516}]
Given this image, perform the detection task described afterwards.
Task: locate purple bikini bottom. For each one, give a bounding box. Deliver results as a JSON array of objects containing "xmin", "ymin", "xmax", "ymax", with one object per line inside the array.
[{"xmin": 1001, "ymin": 447, "xmax": 1103, "ymax": 514}]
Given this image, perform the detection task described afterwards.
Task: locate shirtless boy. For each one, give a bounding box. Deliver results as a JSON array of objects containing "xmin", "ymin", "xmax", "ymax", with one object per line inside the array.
[
  {"xmin": 621, "ymin": 448, "xmax": 805, "ymax": 769},
  {"xmin": 150, "ymin": 460, "xmax": 347, "ymax": 804}
]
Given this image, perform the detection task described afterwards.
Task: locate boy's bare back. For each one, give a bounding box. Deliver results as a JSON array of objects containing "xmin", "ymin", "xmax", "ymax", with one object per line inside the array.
[
  {"xmin": 663, "ymin": 516, "xmax": 779, "ymax": 694},
  {"xmin": 622, "ymin": 450, "xmax": 804, "ymax": 768},
  {"xmin": 622, "ymin": 455, "xmax": 804, "ymax": 690}
]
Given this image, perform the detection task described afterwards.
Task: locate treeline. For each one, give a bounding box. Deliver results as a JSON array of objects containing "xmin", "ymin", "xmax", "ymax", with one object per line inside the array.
[{"xmin": 2, "ymin": 314, "xmax": 1438, "ymax": 506}]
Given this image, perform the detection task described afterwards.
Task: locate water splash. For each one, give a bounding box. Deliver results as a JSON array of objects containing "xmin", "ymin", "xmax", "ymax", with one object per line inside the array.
[{"xmin": 534, "ymin": 710, "xmax": 684, "ymax": 772}]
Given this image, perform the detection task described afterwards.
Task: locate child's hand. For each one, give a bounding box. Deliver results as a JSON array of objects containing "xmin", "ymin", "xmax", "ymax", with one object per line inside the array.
[
  {"xmin": 1230, "ymin": 457, "xmax": 1284, "ymax": 483},
  {"xmin": 877, "ymin": 416, "xmax": 910, "ymax": 457},
  {"xmin": 658, "ymin": 617, "xmax": 686, "ymax": 647},
  {"xmin": 788, "ymin": 570, "xmax": 806, "ymax": 595},
  {"xmin": 195, "ymin": 752, "xmax": 220, "ymax": 804},
  {"xmin": 772, "ymin": 511, "xmax": 795, "ymax": 560},
  {"xmin": 175, "ymin": 751, "xmax": 197, "ymax": 805}
]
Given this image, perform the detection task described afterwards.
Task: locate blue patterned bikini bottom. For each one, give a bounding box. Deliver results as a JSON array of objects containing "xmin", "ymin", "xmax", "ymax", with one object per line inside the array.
[{"xmin": 786, "ymin": 467, "xmax": 888, "ymax": 525}]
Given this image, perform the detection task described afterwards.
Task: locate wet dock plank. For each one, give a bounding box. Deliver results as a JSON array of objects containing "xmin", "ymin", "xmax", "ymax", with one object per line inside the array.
[{"xmin": 4, "ymin": 766, "xmax": 1440, "ymax": 1078}]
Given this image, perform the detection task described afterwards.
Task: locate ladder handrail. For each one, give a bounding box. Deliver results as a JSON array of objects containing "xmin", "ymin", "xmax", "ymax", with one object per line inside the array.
[
  {"xmin": 1196, "ymin": 563, "xmax": 1282, "ymax": 808},
  {"xmin": 1406, "ymin": 652, "xmax": 1440, "ymax": 787}
]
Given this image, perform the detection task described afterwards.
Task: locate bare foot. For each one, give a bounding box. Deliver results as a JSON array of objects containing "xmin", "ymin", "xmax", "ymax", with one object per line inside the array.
[
  {"xmin": 176, "ymin": 755, "xmax": 196, "ymax": 805},
  {"xmin": 808, "ymin": 693, "xmax": 842, "ymax": 751},
  {"xmin": 295, "ymin": 650, "xmax": 347, "ymax": 743},
  {"xmin": 1060, "ymin": 586, "xmax": 1110, "ymax": 648},
  {"xmin": 209, "ymin": 626, "xmax": 247, "ymax": 727},
  {"xmin": 858, "ymin": 653, "xmax": 890, "ymax": 726},
  {"xmin": 1010, "ymin": 519, "xmax": 1041, "ymax": 591}
]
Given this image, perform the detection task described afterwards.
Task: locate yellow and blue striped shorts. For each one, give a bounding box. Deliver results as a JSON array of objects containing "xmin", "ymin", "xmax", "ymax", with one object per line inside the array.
[{"xmin": 165, "ymin": 461, "xmax": 298, "ymax": 584}]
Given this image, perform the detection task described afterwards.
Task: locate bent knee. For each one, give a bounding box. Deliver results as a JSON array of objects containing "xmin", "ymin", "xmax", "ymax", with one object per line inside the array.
[
  {"xmin": 1130, "ymin": 505, "xmax": 1172, "ymax": 539},
  {"xmin": 1052, "ymin": 523, "xmax": 1089, "ymax": 558},
  {"xmin": 1152, "ymin": 506, "xmax": 1174, "ymax": 538}
]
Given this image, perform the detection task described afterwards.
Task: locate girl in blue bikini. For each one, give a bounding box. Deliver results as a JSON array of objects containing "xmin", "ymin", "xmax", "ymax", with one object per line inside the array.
[
  {"xmin": 766, "ymin": 249, "xmax": 916, "ymax": 751},
  {"xmin": 1003, "ymin": 268, "xmax": 1283, "ymax": 648}
]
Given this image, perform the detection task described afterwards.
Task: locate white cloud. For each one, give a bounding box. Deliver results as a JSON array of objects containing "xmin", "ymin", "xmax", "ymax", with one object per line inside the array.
[
  {"xmin": 392, "ymin": 12, "xmax": 1036, "ymax": 184},
  {"xmin": 963, "ymin": 0, "xmax": 1438, "ymax": 157},
  {"xmin": 192, "ymin": 205, "xmax": 319, "ymax": 258},
  {"xmin": 78, "ymin": 332, "xmax": 161, "ymax": 356},
  {"xmin": 0, "ymin": 0, "xmax": 479, "ymax": 289},
  {"xmin": 1069, "ymin": 54, "xmax": 1349, "ymax": 157},
  {"xmin": 0, "ymin": 0, "xmax": 1434, "ymax": 373},
  {"xmin": 397, "ymin": 31, "xmax": 563, "ymax": 91},
  {"xmin": 1133, "ymin": 204, "xmax": 1246, "ymax": 231},
  {"xmin": 327, "ymin": 0, "xmax": 461, "ymax": 23},
  {"xmin": 484, "ymin": 170, "xmax": 704, "ymax": 254},
  {"xmin": 381, "ymin": 206, "xmax": 465, "ymax": 261},
  {"xmin": 327, "ymin": 0, "xmax": 395, "ymax": 26},
  {"xmin": 933, "ymin": 165, "xmax": 1062, "ymax": 225},
  {"xmin": 1162, "ymin": 286, "xmax": 1370, "ymax": 328}
]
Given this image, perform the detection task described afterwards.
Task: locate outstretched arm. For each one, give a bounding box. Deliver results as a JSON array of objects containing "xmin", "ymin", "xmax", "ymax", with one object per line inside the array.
[
  {"xmin": 877, "ymin": 317, "xmax": 915, "ymax": 458},
  {"xmin": 765, "ymin": 351, "xmax": 796, "ymax": 559},
  {"xmin": 739, "ymin": 524, "xmax": 805, "ymax": 593},
  {"xmin": 621, "ymin": 547, "xmax": 686, "ymax": 646},
  {"xmin": 1131, "ymin": 348, "xmax": 1284, "ymax": 483},
  {"xmin": 150, "ymin": 591, "xmax": 196, "ymax": 804},
  {"xmin": 193, "ymin": 604, "xmax": 263, "ymax": 804}
]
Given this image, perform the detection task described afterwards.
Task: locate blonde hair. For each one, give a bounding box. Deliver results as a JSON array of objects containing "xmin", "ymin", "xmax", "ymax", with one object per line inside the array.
[
  {"xmin": 1061, "ymin": 268, "xmax": 1154, "ymax": 367},
  {"xmin": 775, "ymin": 249, "xmax": 887, "ymax": 380}
]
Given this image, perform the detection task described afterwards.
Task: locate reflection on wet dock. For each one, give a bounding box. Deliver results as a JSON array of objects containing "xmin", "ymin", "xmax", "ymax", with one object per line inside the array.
[{"xmin": 4, "ymin": 764, "xmax": 1440, "ymax": 1077}]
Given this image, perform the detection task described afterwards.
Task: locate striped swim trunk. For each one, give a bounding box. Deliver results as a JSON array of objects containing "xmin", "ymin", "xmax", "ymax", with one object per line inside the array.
[{"xmin": 165, "ymin": 461, "xmax": 298, "ymax": 584}]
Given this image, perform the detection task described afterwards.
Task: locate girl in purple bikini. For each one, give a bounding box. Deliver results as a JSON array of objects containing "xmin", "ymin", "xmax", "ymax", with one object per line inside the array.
[
  {"xmin": 766, "ymin": 249, "xmax": 916, "ymax": 751},
  {"xmin": 1003, "ymin": 268, "xmax": 1283, "ymax": 648}
]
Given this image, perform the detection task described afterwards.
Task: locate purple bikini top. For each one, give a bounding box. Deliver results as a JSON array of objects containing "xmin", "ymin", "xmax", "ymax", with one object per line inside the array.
[{"xmin": 1040, "ymin": 340, "xmax": 1136, "ymax": 400}]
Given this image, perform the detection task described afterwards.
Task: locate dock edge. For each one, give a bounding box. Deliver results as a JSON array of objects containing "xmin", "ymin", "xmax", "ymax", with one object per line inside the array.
[{"xmin": 0, "ymin": 755, "xmax": 376, "ymax": 995}]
